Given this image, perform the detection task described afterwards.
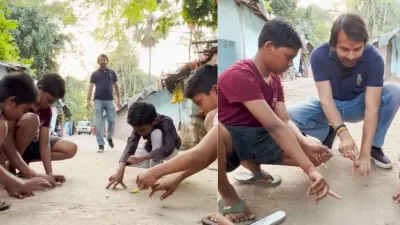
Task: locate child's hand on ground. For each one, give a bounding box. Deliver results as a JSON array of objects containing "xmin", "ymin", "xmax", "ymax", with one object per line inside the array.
[
  {"xmin": 392, "ymin": 187, "xmax": 400, "ymax": 203},
  {"xmin": 48, "ymin": 173, "xmax": 66, "ymax": 184},
  {"xmin": 106, "ymin": 170, "xmax": 127, "ymax": 189},
  {"xmin": 352, "ymin": 154, "xmax": 371, "ymax": 176},
  {"xmin": 136, "ymin": 170, "xmax": 157, "ymax": 190},
  {"xmin": 304, "ymin": 139, "xmax": 332, "ymax": 165},
  {"xmin": 149, "ymin": 176, "xmax": 181, "ymax": 200},
  {"xmin": 34, "ymin": 173, "xmax": 58, "ymax": 188},
  {"xmin": 7, "ymin": 177, "xmax": 52, "ymax": 199},
  {"xmin": 306, "ymin": 169, "xmax": 342, "ymax": 202}
]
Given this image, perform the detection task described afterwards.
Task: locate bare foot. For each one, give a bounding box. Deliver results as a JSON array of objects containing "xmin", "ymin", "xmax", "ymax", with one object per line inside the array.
[
  {"xmin": 222, "ymin": 198, "xmax": 255, "ymax": 223},
  {"xmin": 207, "ymin": 212, "xmax": 234, "ymax": 225}
]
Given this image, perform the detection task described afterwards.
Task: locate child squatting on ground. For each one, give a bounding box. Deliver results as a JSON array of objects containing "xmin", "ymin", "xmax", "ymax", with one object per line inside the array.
[
  {"xmin": 4, "ymin": 74, "xmax": 77, "ymax": 187},
  {"xmin": 0, "ymin": 73, "xmax": 53, "ymax": 211},
  {"xmin": 106, "ymin": 101, "xmax": 181, "ymax": 189},
  {"xmin": 135, "ymin": 64, "xmax": 219, "ymax": 222}
]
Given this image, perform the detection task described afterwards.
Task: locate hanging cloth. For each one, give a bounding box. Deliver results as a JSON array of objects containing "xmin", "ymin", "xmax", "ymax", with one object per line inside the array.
[{"xmin": 170, "ymin": 81, "xmax": 184, "ymax": 103}]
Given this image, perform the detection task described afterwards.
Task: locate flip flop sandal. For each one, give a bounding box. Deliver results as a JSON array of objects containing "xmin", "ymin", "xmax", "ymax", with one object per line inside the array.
[
  {"xmin": 0, "ymin": 201, "xmax": 10, "ymax": 212},
  {"xmin": 234, "ymin": 171, "xmax": 282, "ymax": 186},
  {"xmin": 201, "ymin": 199, "xmax": 256, "ymax": 225}
]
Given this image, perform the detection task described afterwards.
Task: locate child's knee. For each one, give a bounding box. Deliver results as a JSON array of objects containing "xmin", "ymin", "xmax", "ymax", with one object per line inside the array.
[
  {"xmin": 18, "ymin": 113, "xmax": 39, "ymax": 130},
  {"xmin": 62, "ymin": 141, "xmax": 77, "ymax": 159}
]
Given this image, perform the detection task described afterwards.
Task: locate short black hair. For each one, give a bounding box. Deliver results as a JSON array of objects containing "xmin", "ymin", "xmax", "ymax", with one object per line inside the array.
[
  {"xmin": 185, "ymin": 64, "xmax": 217, "ymax": 99},
  {"xmin": 37, "ymin": 73, "xmax": 66, "ymax": 99},
  {"xmin": 0, "ymin": 72, "xmax": 39, "ymax": 104},
  {"xmin": 258, "ymin": 18, "xmax": 303, "ymax": 50},
  {"xmin": 127, "ymin": 102, "xmax": 157, "ymax": 126},
  {"xmin": 329, "ymin": 13, "xmax": 369, "ymax": 47},
  {"xmin": 97, "ymin": 54, "xmax": 109, "ymax": 62}
]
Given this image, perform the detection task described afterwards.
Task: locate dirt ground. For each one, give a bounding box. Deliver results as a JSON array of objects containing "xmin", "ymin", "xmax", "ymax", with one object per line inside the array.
[
  {"xmin": 0, "ymin": 135, "xmax": 217, "ymax": 225},
  {"xmin": 228, "ymin": 78, "xmax": 400, "ymax": 225}
]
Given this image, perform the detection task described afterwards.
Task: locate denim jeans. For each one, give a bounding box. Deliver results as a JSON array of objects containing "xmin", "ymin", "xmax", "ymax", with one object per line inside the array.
[
  {"xmin": 94, "ymin": 100, "xmax": 115, "ymax": 146},
  {"xmin": 288, "ymin": 83, "xmax": 400, "ymax": 148}
]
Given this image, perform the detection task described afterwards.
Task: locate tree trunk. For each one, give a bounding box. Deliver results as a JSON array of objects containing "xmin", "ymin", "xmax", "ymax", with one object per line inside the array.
[
  {"xmin": 148, "ymin": 46, "xmax": 152, "ymax": 85},
  {"xmin": 371, "ymin": 0, "xmax": 376, "ymax": 39}
]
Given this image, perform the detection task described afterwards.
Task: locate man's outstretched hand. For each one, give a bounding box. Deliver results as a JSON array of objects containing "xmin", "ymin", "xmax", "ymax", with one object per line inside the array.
[{"xmin": 352, "ymin": 154, "xmax": 371, "ymax": 176}]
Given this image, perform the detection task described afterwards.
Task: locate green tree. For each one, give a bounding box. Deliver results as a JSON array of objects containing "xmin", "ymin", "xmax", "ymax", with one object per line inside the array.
[
  {"xmin": 267, "ymin": 0, "xmax": 297, "ymax": 18},
  {"xmin": 0, "ymin": 0, "xmax": 20, "ymax": 62},
  {"xmin": 64, "ymin": 75, "xmax": 92, "ymax": 123},
  {"xmin": 345, "ymin": 0, "xmax": 400, "ymax": 40},
  {"xmin": 107, "ymin": 38, "xmax": 151, "ymax": 101},
  {"xmin": 9, "ymin": 4, "xmax": 72, "ymax": 78},
  {"xmin": 265, "ymin": 0, "xmax": 332, "ymax": 46},
  {"xmin": 10, "ymin": 0, "xmax": 78, "ymax": 27}
]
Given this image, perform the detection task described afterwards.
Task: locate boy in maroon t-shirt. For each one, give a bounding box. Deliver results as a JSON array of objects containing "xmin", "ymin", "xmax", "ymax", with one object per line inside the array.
[
  {"xmin": 217, "ymin": 18, "xmax": 340, "ymax": 224},
  {"xmin": 3, "ymin": 74, "xmax": 77, "ymax": 185}
]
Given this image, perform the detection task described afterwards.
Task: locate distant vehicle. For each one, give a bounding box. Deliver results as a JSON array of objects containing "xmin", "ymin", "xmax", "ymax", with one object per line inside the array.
[{"xmin": 77, "ymin": 121, "xmax": 91, "ymax": 135}]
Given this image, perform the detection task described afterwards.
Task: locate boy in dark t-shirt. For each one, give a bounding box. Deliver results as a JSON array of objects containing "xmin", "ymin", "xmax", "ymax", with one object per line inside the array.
[
  {"xmin": 4, "ymin": 74, "xmax": 77, "ymax": 185},
  {"xmin": 106, "ymin": 102, "xmax": 181, "ymax": 189},
  {"xmin": 217, "ymin": 18, "xmax": 340, "ymax": 224}
]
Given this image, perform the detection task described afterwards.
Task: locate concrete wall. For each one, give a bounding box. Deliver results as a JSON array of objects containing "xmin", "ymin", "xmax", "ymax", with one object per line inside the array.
[
  {"xmin": 391, "ymin": 37, "xmax": 400, "ymax": 78},
  {"xmin": 113, "ymin": 87, "xmax": 193, "ymax": 141},
  {"xmin": 218, "ymin": 0, "xmax": 266, "ymax": 73},
  {"xmin": 374, "ymin": 36, "xmax": 400, "ymax": 79},
  {"xmin": 0, "ymin": 65, "xmax": 7, "ymax": 78}
]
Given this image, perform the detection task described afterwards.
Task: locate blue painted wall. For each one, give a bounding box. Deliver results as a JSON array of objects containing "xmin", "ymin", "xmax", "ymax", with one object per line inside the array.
[
  {"xmin": 218, "ymin": 0, "xmax": 266, "ymax": 72},
  {"xmin": 142, "ymin": 88, "xmax": 192, "ymax": 128},
  {"xmin": 391, "ymin": 37, "xmax": 400, "ymax": 78}
]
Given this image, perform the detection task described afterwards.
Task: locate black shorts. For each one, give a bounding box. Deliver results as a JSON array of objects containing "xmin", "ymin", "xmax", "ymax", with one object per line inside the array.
[
  {"xmin": 224, "ymin": 125, "xmax": 284, "ymax": 173},
  {"xmin": 22, "ymin": 136, "xmax": 61, "ymax": 162}
]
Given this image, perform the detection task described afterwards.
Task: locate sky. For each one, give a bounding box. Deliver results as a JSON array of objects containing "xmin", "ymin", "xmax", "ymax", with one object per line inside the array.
[
  {"xmin": 298, "ymin": 0, "xmax": 344, "ymax": 10},
  {"xmin": 57, "ymin": 2, "xmax": 193, "ymax": 80},
  {"xmin": 56, "ymin": 0, "xmax": 343, "ymax": 80}
]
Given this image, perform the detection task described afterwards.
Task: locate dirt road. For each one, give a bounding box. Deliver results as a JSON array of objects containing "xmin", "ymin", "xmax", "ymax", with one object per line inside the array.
[
  {"xmin": 0, "ymin": 135, "xmax": 217, "ymax": 225},
  {"xmin": 228, "ymin": 78, "xmax": 400, "ymax": 225}
]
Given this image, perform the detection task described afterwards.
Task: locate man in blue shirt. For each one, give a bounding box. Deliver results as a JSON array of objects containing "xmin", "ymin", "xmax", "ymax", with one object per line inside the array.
[
  {"xmin": 86, "ymin": 54, "xmax": 122, "ymax": 152},
  {"xmin": 289, "ymin": 13, "xmax": 400, "ymax": 175}
]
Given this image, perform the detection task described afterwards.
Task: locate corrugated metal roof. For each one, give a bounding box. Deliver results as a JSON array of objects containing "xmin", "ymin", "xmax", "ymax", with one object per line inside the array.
[
  {"xmin": 235, "ymin": 0, "xmax": 271, "ymax": 21},
  {"xmin": 372, "ymin": 28, "xmax": 400, "ymax": 48},
  {"xmin": 0, "ymin": 60, "xmax": 28, "ymax": 70}
]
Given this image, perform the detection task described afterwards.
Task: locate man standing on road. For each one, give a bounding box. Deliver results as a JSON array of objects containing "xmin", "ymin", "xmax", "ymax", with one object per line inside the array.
[
  {"xmin": 86, "ymin": 54, "xmax": 122, "ymax": 152},
  {"xmin": 288, "ymin": 13, "xmax": 400, "ymax": 175}
]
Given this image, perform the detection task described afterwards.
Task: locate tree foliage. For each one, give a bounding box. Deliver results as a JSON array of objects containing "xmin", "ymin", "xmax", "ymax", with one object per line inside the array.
[
  {"xmin": 11, "ymin": 0, "xmax": 78, "ymax": 27},
  {"xmin": 181, "ymin": 0, "xmax": 217, "ymax": 30},
  {"xmin": 345, "ymin": 0, "xmax": 400, "ymax": 40},
  {"xmin": 9, "ymin": 3, "xmax": 73, "ymax": 78},
  {"xmin": 64, "ymin": 75, "xmax": 92, "ymax": 122},
  {"xmin": 0, "ymin": 0, "xmax": 20, "ymax": 62},
  {"xmin": 107, "ymin": 38, "xmax": 151, "ymax": 101},
  {"xmin": 265, "ymin": 0, "xmax": 332, "ymax": 46}
]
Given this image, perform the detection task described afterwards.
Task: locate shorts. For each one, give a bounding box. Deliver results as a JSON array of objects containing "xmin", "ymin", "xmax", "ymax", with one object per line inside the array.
[
  {"xmin": 224, "ymin": 125, "xmax": 284, "ymax": 172},
  {"xmin": 22, "ymin": 136, "xmax": 61, "ymax": 162}
]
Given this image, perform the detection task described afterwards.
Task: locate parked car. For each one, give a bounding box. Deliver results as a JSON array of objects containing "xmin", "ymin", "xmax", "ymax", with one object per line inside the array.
[{"xmin": 77, "ymin": 121, "xmax": 91, "ymax": 135}]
